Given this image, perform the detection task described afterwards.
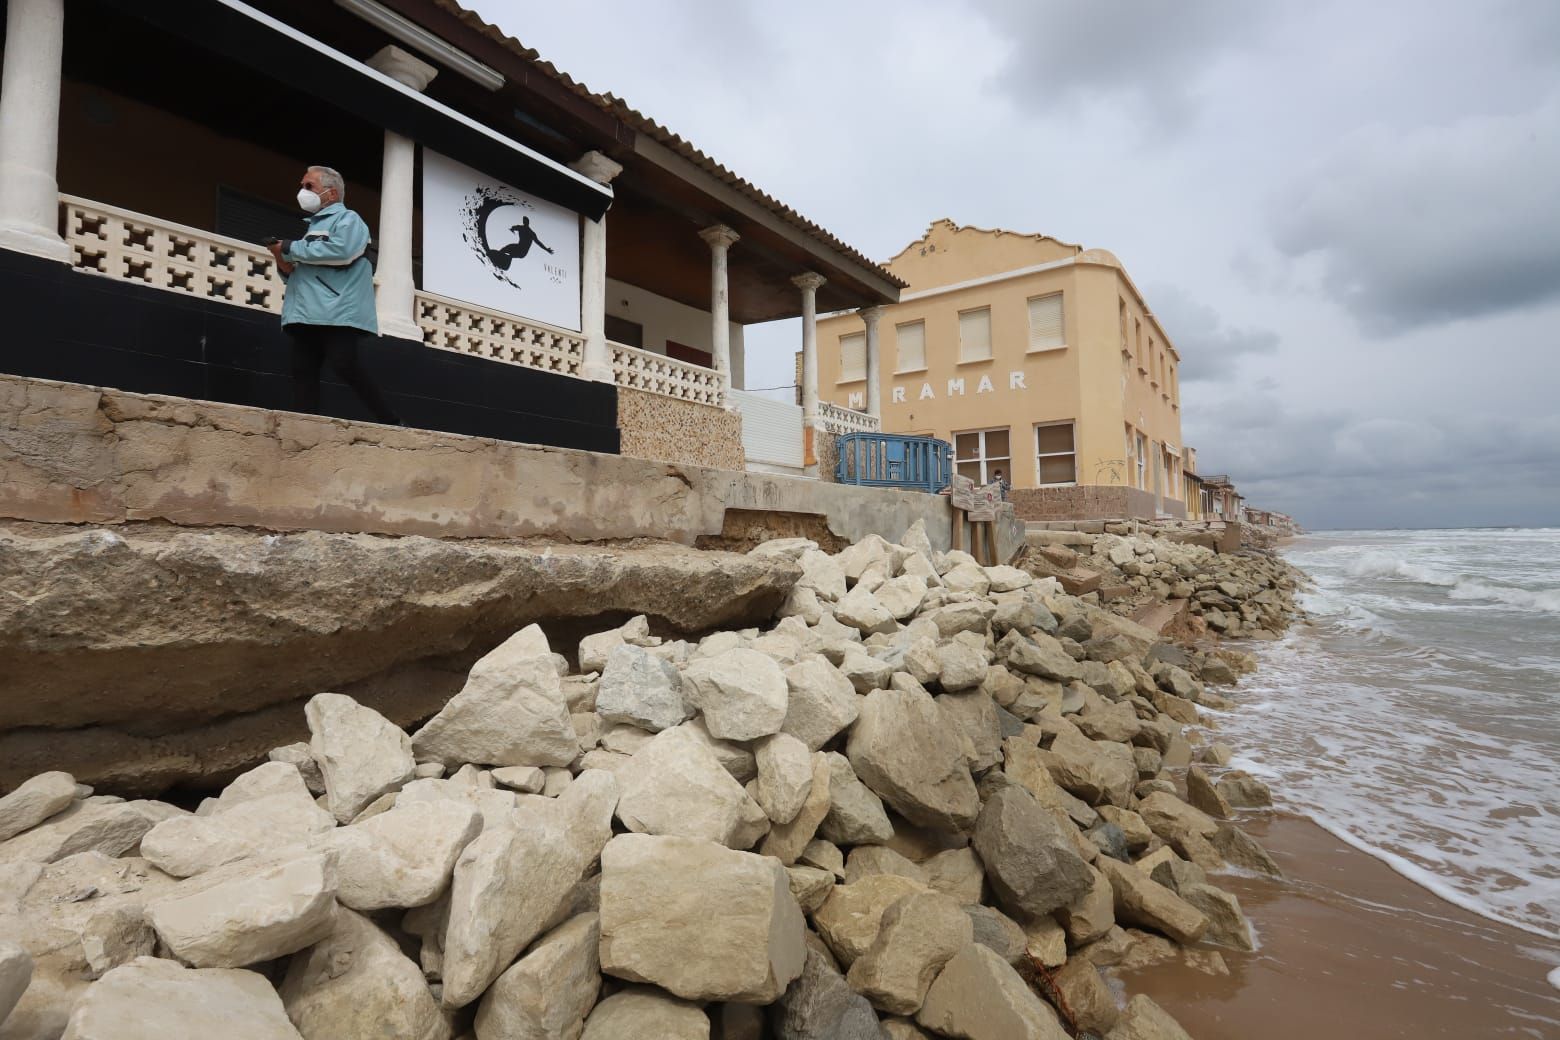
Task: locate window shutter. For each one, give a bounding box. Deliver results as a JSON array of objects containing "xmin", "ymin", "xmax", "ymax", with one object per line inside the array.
[
  {"xmin": 840, "ymin": 333, "xmax": 866, "ymax": 381},
  {"xmin": 1028, "ymin": 294, "xmax": 1064, "ymax": 350},
  {"xmin": 958, "ymin": 308, "xmax": 992, "ymax": 362},
  {"xmin": 896, "ymin": 321, "xmax": 926, "ymax": 371}
]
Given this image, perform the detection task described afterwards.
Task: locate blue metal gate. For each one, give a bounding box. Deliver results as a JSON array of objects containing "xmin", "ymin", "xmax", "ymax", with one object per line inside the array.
[{"xmin": 834, "ymin": 433, "xmax": 953, "ymax": 493}]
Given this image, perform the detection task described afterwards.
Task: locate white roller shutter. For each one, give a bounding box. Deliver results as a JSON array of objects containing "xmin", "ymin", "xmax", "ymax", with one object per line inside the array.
[
  {"xmin": 1027, "ymin": 293, "xmax": 1064, "ymax": 351},
  {"xmin": 840, "ymin": 333, "xmax": 865, "ymax": 381},
  {"xmin": 895, "ymin": 321, "xmax": 926, "ymax": 372},
  {"xmin": 958, "ymin": 308, "xmax": 992, "ymax": 362}
]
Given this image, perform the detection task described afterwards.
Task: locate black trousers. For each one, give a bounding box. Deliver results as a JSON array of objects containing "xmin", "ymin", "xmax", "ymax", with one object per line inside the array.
[{"xmin": 284, "ymin": 324, "xmax": 401, "ymax": 425}]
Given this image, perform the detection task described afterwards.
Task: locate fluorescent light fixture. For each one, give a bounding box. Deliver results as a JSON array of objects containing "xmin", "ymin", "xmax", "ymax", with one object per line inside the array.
[{"xmin": 335, "ymin": 0, "xmax": 505, "ymax": 90}]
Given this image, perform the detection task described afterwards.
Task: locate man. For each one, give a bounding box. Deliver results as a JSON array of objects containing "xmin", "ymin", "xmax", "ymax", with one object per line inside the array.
[
  {"xmin": 267, "ymin": 166, "xmax": 401, "ymax": 425},
  {"xmin": 991, "ymin": 468, "xmax": 1011, "ymax": 500}
]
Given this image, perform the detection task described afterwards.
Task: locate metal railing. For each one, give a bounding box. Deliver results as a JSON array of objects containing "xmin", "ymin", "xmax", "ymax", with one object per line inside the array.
[
  {"xmin": 834, "ymin": 432, "xmax": 953, "ymax": 493},
  {"xmin": 818, "ymin": 401, "xmax": 881, "ymax": 434}
]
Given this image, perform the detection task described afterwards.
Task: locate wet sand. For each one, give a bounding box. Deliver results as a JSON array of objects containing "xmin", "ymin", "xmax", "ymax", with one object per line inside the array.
[{"xmin": 1116, "ymin": 812, "xmax": 1560, "ymax": 1039}]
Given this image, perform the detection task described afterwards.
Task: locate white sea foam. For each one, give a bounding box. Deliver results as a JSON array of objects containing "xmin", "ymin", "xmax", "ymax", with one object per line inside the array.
[
  {"xmin": 1549, "ymin": 964, "xmax": 1560, "ymax": 993},
  {"xmin": 1447, "ymin": 578, "xmax": 1560, "ymax": 613}
]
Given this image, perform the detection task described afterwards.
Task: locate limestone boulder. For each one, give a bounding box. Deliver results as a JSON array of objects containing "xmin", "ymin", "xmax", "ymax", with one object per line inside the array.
[
  {"xmin": 838, "ymin": 648, "xmax": 894, "ymax": 693},
  {"xmin": 935, "ymin": 692, "xmax": 1002, "ymax": 772},
  {"xmin": 682, "ymin": 649, "xmax": 789, "ymax": 741},
  {"xmin": 846, "ymin": 686, "xmax": 980, "ymax": 831},
  {"xmin": 814, "ymin": 874, "xmax": 933, "ymax": 968},
  {"xmin": 781, "ymin": 656, "xmax": 860, "ymax": 752},
  {"xmin": 60, "ymin": 957, "xmax": 301, "ymax": 1040},
  {"xmin": 474, "ymin": 912, "xmax": 600, "ymax": 1040},
  {"xmin": 834, "ymin": 585, "xmax": 900, "ymax": 636},
  {"xmin": 305, "ymin": 693, "xmax": 416, "ymax": 824},
  {"xmin": 973, "ymin": 787, "xmax": 1093, "ymax": 921},
  {"xmin": 580, "ymin": 986, "xmax": 709, "ymax": 1040},
  {"xmin": 921, "ymin": 847, "xmax": 985, "ymax": 906},
  {"xmin": 845, "ymin": 845, "xmax": 927, "ymax": 885},
  {"xmin": 941, "ymin": 562, "xmax": 991, "ymax": 597},
  {"xmin": 797, "ymin": 549, "xmax": 848, "ymax": 602},
  {"xmin": 1046, "ymin": 960, "xmax": 1118, "ymax": 1035},
  {"xmin": 965, "ymin": 905, "xmax": 1029, "ymax": 966},
  {"xmin": 916, "ymin": 944, "xmax": 1069, "ymax": 1040},
  {"xmin": 1216, "ymin": 769, "xmax": 1274, "ymax": 809},
  {"xmin": 1075, "ymin": 701, "xmax": 1141, "ymax": 744},
  {"xmin": 1179, "ymin": 882, "xmax": 1254, "ymax": 951},
  {"xmin": 491, "ymin": 765, "xmax": 546, "ymax": 793},
  {"xmin": 0, "ymin": 799, "xmax": 177, "ymax": 866},
  {"xmin": 329, "ymin": 798, "xmax": 482, "ymax": 911},
  {"xmin": 614, "ymin": 725, "xmax": 769, "ymax": 849},
  {"xmin": 755, "ymin": 733, "xmax": 816, "ymax": 825},
  {"xmin": 596, "ymin": 645, "xmax": 690, "ymax": 733},
  {"xmin": 1041, "ymin": 730, "xmax": 1136, "ymax": 807},
  {"xmin": 847, "ymin": 889, "xmax": 973, "ymax": 1015},
  {"xmin": 760, "ymin": 753, "xmax": 832, "ymax": 865},
  {"xmin": 1004, "ymin": 632, "xmax": 1082, "ymax": 684},
  {"xmin": 1185, "ymin": 765, "xmax": 1233, "ymax": 819},
  {"xmin": 1210, "ymin": 822, "xmax": 1282, "ymax": 877},
  {"xmin": 774, "ymin": 947, "xmax": 886, "ymax": 1040},
  {"xmin": 147, "ymin": 852, "xmax": 339, "ymax": 968},
  {"xmin": 1105, "ymin": 994, "xmax": 1195, "ymax": 1040},
  {"xmin": 1, "ymin": 941, "xmax": 32, "ymax": 1028},
  {"xmin": 787, "ymin": 865, "xmax": 837, "ymax": 912},
  {"xmin": 411, "ymin": 633, "xmax": 576, "ymax": 769},
  {"xmin": 984, "ymin": 566, "xmax": 1033, "ymax": 593},
  {"xmin": 1095, "ymin": 858, "xmax": 1208, "ymax": 945},
  {"xmin": 141, "ymin": 766, "xmax": 335, "ymax": 878},
  {"xmin": 933, "ymin": 643, "xmax": 987, "ymax": 692},
  {"xmin": 269, "ymin": 743, "xmax": 326, "ymax": 795},
  {"xmin": 877, "ymin": 575, "xmax": 929, "ymax": 621},
  {"xmin": 600, "ymin": 834, "xmax": 808, "ymax": 1003},
  {"xmin": 818, "ymin": 753, "xmax": 895, "ymax": 847},
  {"xmin": 1137, "ymin": 791, "xmax": 1219, "ymax": 847},
  {"xmin": 0, "ymin": 772, "xmax": 78, "ymax": 843},
  {"xmin": 279, "ymin": 907, "xmax": 449, "ymax": 1040}
]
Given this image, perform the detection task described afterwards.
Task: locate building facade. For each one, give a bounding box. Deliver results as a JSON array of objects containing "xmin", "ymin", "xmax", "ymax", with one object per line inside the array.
[{"xmin": 817, "ymin": 220, "xmax": 1187, "ymax": 519}]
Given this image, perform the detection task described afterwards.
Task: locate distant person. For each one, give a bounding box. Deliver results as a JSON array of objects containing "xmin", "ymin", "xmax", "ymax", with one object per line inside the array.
[
  {"xmin": 992, "ymin": 468, "xmax": 1011, "ymax": 499},
  {"xmin": 267, "ymin": 165, "xmax": 401, "ymax": 426},
  {"xmin": 486, "ymin": 214, "xmax": 554, "ymax": 271}
]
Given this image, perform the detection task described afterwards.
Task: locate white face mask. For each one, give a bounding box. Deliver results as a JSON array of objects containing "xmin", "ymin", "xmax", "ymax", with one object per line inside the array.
[{"xmin": 297, "ymin": 188, "xmax": 323, "ymax": 213}]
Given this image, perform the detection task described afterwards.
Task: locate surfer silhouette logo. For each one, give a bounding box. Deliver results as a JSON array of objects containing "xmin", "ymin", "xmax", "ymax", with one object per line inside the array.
[{"xmin": 458, "ymin": 186, "xmax": 553, "ymax": 290}]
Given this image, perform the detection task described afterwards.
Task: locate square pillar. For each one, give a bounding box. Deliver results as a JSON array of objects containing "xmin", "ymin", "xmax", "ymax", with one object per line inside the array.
[{"xmin": 367, "ymin": 46, "xmax": 438, "ymax": 342}]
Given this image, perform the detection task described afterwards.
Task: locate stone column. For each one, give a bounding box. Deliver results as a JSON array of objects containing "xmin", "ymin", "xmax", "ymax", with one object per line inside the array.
[
  {"xmin": 699, "ymin": 225, "xmax": 740, "ymax": 398},
  {"xmin": 793, "ymin": 272, "xmax": 826, "ymax": 464},
  {"xmin": 367, "ymin": 46, "xmax": 437, "ymax": 342},
  {"xmin": 571, "ymin": 151, "xmax": 623, "ymax": 383},
  {"xmin": 0, "ymin": 0, "xmax": 69, "ymax": 262},
  {"xmin": 858, "ymin": 305, "xmax": 884, "ymax": 419}
]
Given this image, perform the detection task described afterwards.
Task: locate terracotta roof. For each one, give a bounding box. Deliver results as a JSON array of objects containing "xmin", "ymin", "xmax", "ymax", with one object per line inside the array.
[{"xmin": 430, "ymin": 0, "xmax": 905, "ymax": 290}]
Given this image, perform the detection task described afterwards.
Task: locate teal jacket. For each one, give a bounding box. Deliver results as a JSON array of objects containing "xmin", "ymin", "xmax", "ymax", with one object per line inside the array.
[{"xmin": 279, "ymin": 203, "xmax": 378, "ymax": 334}]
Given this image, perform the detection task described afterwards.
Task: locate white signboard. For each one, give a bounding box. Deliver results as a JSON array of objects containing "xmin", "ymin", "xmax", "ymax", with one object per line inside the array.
[{"xmin": 421, "ymin": 150, "xmax": 581, "ymax": 331}]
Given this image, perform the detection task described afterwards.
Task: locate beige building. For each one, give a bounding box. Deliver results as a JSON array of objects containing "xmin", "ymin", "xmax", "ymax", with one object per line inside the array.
[{"xmin": 817, "ymin": 220, "xmax": 1189, "ymax": 519}]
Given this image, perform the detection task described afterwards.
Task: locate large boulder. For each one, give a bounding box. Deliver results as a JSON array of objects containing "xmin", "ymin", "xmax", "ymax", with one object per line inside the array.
[
  {"xmin": 0, "ymin": 941, "xmax": 32, "ymax": 1028},
  {"xmin": 781, "ymin": 656, "xmax": 860, "ymax": 751},
  {"xmin": 305, "ymin": 693, "xmax": 415, "ymax": 824},
  {"xmin": 1004, "ymin": 632, "xmax": 1081, "ymax": 684},
  {"xmin": 818, "ymin": 753, "xmax": 894, "ymax": 847},
  {"xmin": 973, "ymin": 787, "xmax": 1093, "ymax": 920},
  {"xmin": 755, "ymin": 733, "xmax": 817, "ymax": 825},
  {"xmin": 329, "ymin": 799, "xmax": 483, "ymax": 911},
  {"xmin": 1105, "ymin": 994, "xmax": 1195, "ymax": 1040},
  {"xmin": 681, "ymin": 649, "xmax": 789, "ymax": 741},
  {"xmin": 0, "ymin": 799, "xmax": 176, "ymax": 866},
  {"xmin": 813, "ymin": 875, "xmax": 932, "ymax": 968},
  {"xmin": 1094, "ymin": 859, "xmax": 1208, "ymax": 945},
  {"xmin": 613, "ymin": 725, "xmax": 769, "ymax": 849},
  {"xmin": 278, "ymin": 908, "xmax": 449, "ymax": 1040},
  {"xmin": 61, "ymin": 957, "xmax": 301, "ymax": 1040},
  {"xmin": 579, "ymin": 986, "xmax": 709, "ymax": 1040},
  {"xmin": 474, "ymin": 912, "xmax": 600, "ymax": 1040},
  {"xmin": 595, "ymin": 645, "xmax": 690, "ymax": 733},
  {"xmin": 846, "ymin": 889, "xmax": 973, "ymax": 1015},
  {"xmin": 598, "ymin": 834, "xmax": 806, "ymax": 1003},
  {"xmin": 775, "ymin": 947, "xmax": 888, "ymax": 1040},
  {"xmin": 0, "ymin": 772, "xmax": 78, "ymax": 843},
  {"xmin": 760, "ymin": 753, "xmax": 832, "ymax": 865},
  {"xmin": 915, "ymin": 944, "xmax": 1069, "ymax": 1040},
  {"xmin": 1041, "ymin": 730, "xmax": 1136, "ymax": 807},
  {"xmin": 846, "ymin": 686, "xmax": 979, "ymax": 831},
  {"xmin": 140, "ymin": 765, "xmax": 334, "ymax": 878}
]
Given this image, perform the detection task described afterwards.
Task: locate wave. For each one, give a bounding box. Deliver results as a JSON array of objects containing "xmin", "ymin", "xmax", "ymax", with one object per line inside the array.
[
  {"xmin": 1335, "ymin": 551, "xmax": 1560, "ymax": 613},
  {"xmin": 1343, "ymin": 551, "xmax": 1457, "ymax": 586},
  {"xmin": 1447, "ymin": 580, "xmax": 1560, "ymax": 613}
]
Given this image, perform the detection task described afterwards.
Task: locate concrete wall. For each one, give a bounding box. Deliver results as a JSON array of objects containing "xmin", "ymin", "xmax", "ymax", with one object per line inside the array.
[
  {"xmin": 1009, "ymin": 484, "xmax": 1165, "ymax": 522},
  {"xmin": 0, "ymin": 372, "xmax": 967, "ymax": 551},
  {"xmin": 616, "ymin": 387, "xmax": 744, "ymax": 471}
]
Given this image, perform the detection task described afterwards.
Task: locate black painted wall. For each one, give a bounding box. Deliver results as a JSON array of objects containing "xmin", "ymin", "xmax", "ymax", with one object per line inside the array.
[{"xmin": 0, "ymin": 250, "xmax": 620, "ymax": 454}]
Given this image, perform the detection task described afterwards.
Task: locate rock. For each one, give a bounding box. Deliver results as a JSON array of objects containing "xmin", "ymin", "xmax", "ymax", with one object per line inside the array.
[
  {"xmin": 818, "ymin": 753, "xmax": 894, "ymax": 846},
  {"xmin": 774, "ymin": 947, "xmax": 886, "ymax": 1040},
  {"xmin": 1001, "ymin": 738, "xmax": 1096, "ymax": 826},
  {"xmin": 80, "ymin": 904, "xmax": 156, "ymax": 979},
  {"xmin": 787, "ymin": 865, "xmax": 836, "ymax": 912},
  {"xmin": 814, "ymin": 874, "xmax": 932, "ymax": 968},
  {"xmin": 474, "ymin": 912, "xmax": 600, "ymax": 1040},
  {"xmin": 846, "ymin": 686, "xmax": 979, "ymax": 831},
  {"xmin": 0, "ymin": 799, "xmax": 174, "ymax": 865},
  {"xmin": 877, "ymin": 576, "xmax": 929, "ymax": 620},
  {"xmin": 579, "ymin": 986, "xmax": 709, "ymax": 1040},
  {"xmin": 491, "ymin": 765, "xmax": 546, "ymax": 793},
  {"xmin": 1075, "ymin": 701, "xmax": 1141, "ymax": 744},
  {"xmin": 1185, "ymin": 766, "xmax": 1232, "ymax": 819},
  {"xmin": 965, "ymin": 905, "xmax": 1029, "ymax": 966},
  {"xmin": 750, "ymin": 537, "xmax": 819, "ymax": 561},
  {"xmin": 756, "ymin": 733, "xmax": 816, "ymax": 825},
  {"xmin": 916, "ymin": 944, "xmax": 1069, "ymax": 1040},
  {"xmin": 1, "ymin": 941, "xmax": 32, "ymax": 1027},
  {"xmin": 1041, "ymin": 730, "xmax": 1135, "ymax": 807},
  {"xmin": 845, "ymin": 845, "xmax": 927, "ymax": 885},
  {"xmin": 1057, "ymin": 865, "xmax": 1116, "ymax": 945},
  {"xmin": 921, "ymin": 848, "xmax": 985, "ymax": 905},
  {"xmin": 941, "ymin": 562, "xmax": 991, "ymax": 597},
  {"xmin": 411, "ymin": 632, "xmax": 577, "ymax": 769},
  {"xmin": 305, "ymin": 693, "xmax": 416, "ymax": 824},
  {"xmin": 269, "ymin": 743, "xmax": 327, "ymax": 795},
  {"xmin": 1023, "ymin": 916, "xmax": 1068, "ymax": 967},
  {"xmin": 148, "ymin": 852, "xmax": 338, "ymax": 968},
  {"xmin": 61, "ymin": 957, "xmax": 302, "ymax": 1040},
  {"xmin": 330, "ymin": 798, "xmax": 482, "ymax": 911},
  {"xmin": 985, "ymin": 566, "xmax": 1033, "ymax": 593},
  {"xmin": 782, "ymin": 656, "xmax": 860, "ymax": 751},
  {"xmin": 934, "ymin": 643, "xmax": 988, "ymax": 692},
  {"xmin": 1137, "ymin": 791, "xmax": 1219, "ymax": 847},
  {"xmin": 1199, "ymin": 742, "xmax": 1234, "ymax": 766},
  {"xmin": 596, "ymin": 644, "xmax": 690, "ymax": 733},
  {"xmin": 801, "ymin": 839, "xmax": 846, "ymax": 878},
  {"xmin": 761, "ymin": 753, "xmax": 832, "ymax": 865},
  {"xmin": 599, "ymin": 834, "xmax": 806, "ymax": 1003},
  {"xmin": 882, "ymin": 1020, "xmax": 934, "ymax": 1039},
  {"xmin": 1105, "ymin": 994, "xmax": 1194, "ymax": 1040},
  {"xmin": 1146, "ymin": 854, "xmax": 1205, "ymax": 895},
  {"xmin": 847, "ymin": 889, "xmax": 973, "ymax": 1015},
  {"xmin": 838, "ymin": 648, "xmax": 894, "ymax": 693},
  {"xmin": 1179, "ymin": 882, "xmax": 1254, "ymax": 950},
  {"xmin": 1216, "ymin": 770, "xmax": 1274, "ymax": 809},
  {"xmin": 834, "ymin": 585, "xmax": 899, "ymax": 636},
  {"xmin": 615, "ymin": 725, "xmax": 769, "ymax": 849},
  {"xmin": 973, "ymin": 787, "xmax": 1094, "ymax": 920},
  {"xmin": 1199, "ymin": 657, "xmax": 1238, "ymax": 686},
  {"xmin": 1004, "ymin": 632, "xmax": 1081, "ymax": 683},
  {"xmin": 1046, "ymin": 960, "xmax": 1118, "ymax": 1035},
  {"xmin": 1086, "ymin": 821, "xmax": 1132, "ymax": 861},
  {"xmin": 442, "ymin": 772, "xmax": 618, "ymax": 1008},
  {"xmin": 682, "ymin": 649, "xmax": 790, "ymax": 741},
  {"xmin": 279, "ymin": 907, "xmax": 449, "ymax": 1040},
  {"xmin": 1097, "ymin": 806, "xmax": 1153, "ymax": 850},
  {"xmin": 935, "ymin": 692, "xmax": 1002, "ymax": 772},
  {"xmin": 797, "ymin": 549, "xmax": 848, "ymax": 602},
  {"xmin": 781, "ymin": 585, "xmax": 828, "ymax": 625},
  {"xmin": 1095, "ymin": 858, "xmax": 1208, "ymax": 945},
  {"xmin": 578, "ymin": 628, "xmax": 625, "ymax": 676},
  {"xmin": 0, "ymin": 772, "xmax": 78, "ymax": 843},
  {"xmin": 141, "ymin": 767, "xmax": 335, "ymax": 878},
  {"xmin": 1210, "ymin": 822, "xmax": 1282, "ymax": 877}
]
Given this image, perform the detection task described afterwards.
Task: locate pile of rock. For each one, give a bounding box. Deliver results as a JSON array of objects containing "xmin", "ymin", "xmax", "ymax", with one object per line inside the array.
[{"xmin": 0, "ymin": 519, "xmax": 1281, "ymax": 1040}]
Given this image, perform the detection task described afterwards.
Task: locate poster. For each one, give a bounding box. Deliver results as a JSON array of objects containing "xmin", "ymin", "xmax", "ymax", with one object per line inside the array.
[{"xmin": 421, "ymin": 150, "xmax": 581, "ymax": 331}]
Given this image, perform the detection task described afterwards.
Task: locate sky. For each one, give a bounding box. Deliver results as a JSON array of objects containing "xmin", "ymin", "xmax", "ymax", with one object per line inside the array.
[{"xmin": 467, "ymin": 0, "xmax": 1560, "ymax": 530}]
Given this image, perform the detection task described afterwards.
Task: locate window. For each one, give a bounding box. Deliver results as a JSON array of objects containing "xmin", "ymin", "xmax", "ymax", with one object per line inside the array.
[
  {"xmin": 1027, "ymin": 293, "xmax": 1064, "ymax": 351},
  {"xmin": 840, "ymin": 333, "xmax": 865, "ymax": 382},
  {"xmin": 895, "ymin": 320, "xmax": 926, "ymax": 373},
  {"xmin": 954, "ymin": 427, "xmax": 1010, "ymax": 485},
  {"xmin": 1119, "ymin": 298, "xmax": 1130, "ymax": 356},
  {"xmin": 1136, "ymin": 432, "xmax": 1148, "ymax": 488},
  {"xmin": 958, "ymin": 307, "xmax": 992, "ymax": 362},
  {"xmin": 1149, "ymin": 339, "xmax": 1158, "ymax": 386},
  {"xmin": 1135, "ymin": 320, "xmax": 1146, "ymax": 373},
  {"xmin": 1035, "ymin": 422, "xmax": 1077, "ymax": 486}
]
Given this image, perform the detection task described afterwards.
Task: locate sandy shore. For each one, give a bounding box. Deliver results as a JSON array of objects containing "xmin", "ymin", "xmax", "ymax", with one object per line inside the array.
[{"xmin": 1117, "ymin": 811, "xmax": 1560, "ymax": 1038}]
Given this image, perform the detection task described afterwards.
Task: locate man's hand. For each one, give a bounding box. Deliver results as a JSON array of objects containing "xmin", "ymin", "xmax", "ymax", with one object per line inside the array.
[{"xmin": 267, "ymin": 240, "xmax": 294, "ymax": 277}]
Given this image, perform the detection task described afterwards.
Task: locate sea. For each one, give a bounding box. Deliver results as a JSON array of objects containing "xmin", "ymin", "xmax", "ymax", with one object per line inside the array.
[{"xmin": 1211, "ymin": 528, "xmax": 1560, "ymax": 983}]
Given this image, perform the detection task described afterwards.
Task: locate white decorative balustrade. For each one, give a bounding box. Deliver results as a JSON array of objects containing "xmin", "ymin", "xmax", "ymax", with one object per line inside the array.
[
  {"xmin": 414, "ymin": 290, "xmax": 584, "ymax": 377},
  {"xmin": 60, "ymin": 195, "xmax": 282, "ymax": 313},
  {"xmin": 818, "ymin": 401, "xmax": 881, "ymax": 434},
  {"xmin": 610, "ymin": 341, "xmax": 725, "ymax": 407}
]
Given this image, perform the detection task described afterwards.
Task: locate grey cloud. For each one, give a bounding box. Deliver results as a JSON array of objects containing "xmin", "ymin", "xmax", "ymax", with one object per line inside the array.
[
  {"xmin": 1269, "ymin": 96, "xmax": 1560, "ymax": 334},
  {"xmin": 1147, "ymin": 284, "xmax": 1280, "ymax": 381}
]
